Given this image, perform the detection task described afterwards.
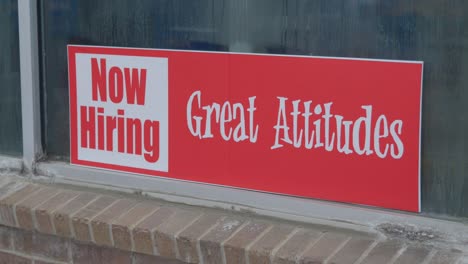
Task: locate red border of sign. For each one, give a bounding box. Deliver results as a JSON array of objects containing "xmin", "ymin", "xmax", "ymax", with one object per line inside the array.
[
  {"xmin": 68, "ymin": 45, "xmax": 423, "ymax": 212},
  {"xmin": 68, "ymin": 45, "xmax": 174, "ymax": 178}
]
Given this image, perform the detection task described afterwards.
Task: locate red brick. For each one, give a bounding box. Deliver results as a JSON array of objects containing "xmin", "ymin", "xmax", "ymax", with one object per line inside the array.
[
  {"xmin": 91, "ymin": 199, "xmax": 138, "ymax": 247},
  {"xmin": 12, "ymin": 229, "xmax": 32, "ymax": 253},
  {"xmin": 248, "ymin": 224, "xmax": 295, "ymax": 264},
  {"xmin": 133, "ymin": 253, "xmax": 186, "ymax": 264},
  {"xmin": 0, "ymin": 225, "xmax": 12, "ymax": 249},
  {"xmin": 176, "ymin": 213, "xmax": 224, "ymax": 263},
  {"xmin": 0, "ymin": 251, "xmax": 31, "ymax": 264},
  {"xmin": 13, "ymin": 229, "xmax": 70, "ymax": 262},
  {"xmin": 133, "ymin": 206, "xmax": 174, "ymax": 255},
  {"xmin": 52, "ymin": 192, "xmax": 98, "ymax": 237},
  {"xmin": 15, "ymin": 187, "xmax": 61, "ymax": 230},
  {"xmin": 154, "ymin": 209, "xmax": 202, "ymax": 259},
  {"xmin": 35, "ymin": 190, "xmax": 80, "ymax": 234},
  {"xmin": 111, "ymin": 202, "xmax": 159, "ymax": 251},
  {"xmin": 199, "ymin": 217, "xmax": 246, "ymax": 264},
  {"xmin": 0, "ymin": 184, "xmax": 41, "ymax": 227},
  {"xmin": 72, "ymin": 195, "xmax": 116, "ymax": 242},
  {"xmin": 35, "ymin": 233, "xmax": 70, "ymax": 262},
  {"xmin": 72, "ymin": 241, "xmax": 132, "ymax": 264},
  {"xmin": 224, "ymin": 221, "xmax": 271, "ymax": 264},
  {"xmin": 274, "ymin": 229, "xmax": 322, "ymax": 264}
]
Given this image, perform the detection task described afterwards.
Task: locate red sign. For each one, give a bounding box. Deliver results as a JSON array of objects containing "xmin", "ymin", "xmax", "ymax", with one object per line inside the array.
[{"xmin": 68, "ymin": 45, "xmax": 423, "ymax": 212}]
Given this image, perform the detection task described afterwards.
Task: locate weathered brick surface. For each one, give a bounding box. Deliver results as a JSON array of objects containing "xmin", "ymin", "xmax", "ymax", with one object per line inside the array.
[
  {"xmin": 153, "ymin": 209, "xmax": 201, "ymax": 259},
  {"xmin": 176, "ymin": 213, "xmax": 223, "ymax": 263},
  {"xmin": 111, "ymin": 202, "xmax": 159, "ymax": 251},
  {"xmin": 273, "ymin": 228, "xmax": 321, "ymax": 264},
  {"xmin": 394, "ymin": 246, "xmax": 430, "ymax": 264},
  {"xmin": 91, "ymin": 199, "xmax": 138, "ymax": 247},
  {"xmin": 33, "ymin": 260, "xmax": 61, "ymax": 264},
  {"xmin": 0, "ymin": 179, "xmax": 463, "ymax": 264},
  {"xmin": 223, "ymin": 221, "xmax": 270, "ymax": 264},
  {"xmin": 328, "ymin": 237, "xmax": 374, "ymax": 264},
  {"xmin": 0, "ymin": 251, "xmax": 31, "ymax": 264},
  {"xmin": 72, "ymin": 241, "xmax": 132, "ymax": 264},
  {"xmin": 53, "ymin": 192, "xmax": 98, "ymax": 237},
  {"xmin": 429, "ymin": 250, "xmax": 461, "ymax": 264},
  {"xmin": 72, "ymin": 195, "xmax": 116, "ymax": 242},
  {"xmin": 133, "ymin": 252, "xmax": 186, "ymax": 264},
  {"xmin": 248, "ymin": 224, "xmax": 295, "ymax": 264},
  {"xmin": 0, "ymin": 225, "xmax": 12, "ymax": 249},
  {"xmin": 0, "ymin": 184, "xmax": 40, "ymax": 227},
  {"xmin": 360, "ymin": 240, "xmax": 402, "ymax": 264},
  {"xmin": 299, "ymin": 232, "xmax": 348, "ymax": 263},
  {"xmin": 34, "ymin": 190, "xmax": 80, "ymax": 235},
  {"xmin": 14, "ymin": 229, "xmax": 70, "ymax": 262},
  {"xmin": 199, "ymin": 216, "xmax": 245, "ymax": 264},
  {"xmin": 16, "ymin": 187, "xmax": 61, "ymax": 230},
  {"xmin": 0, "ymin": 181, "xmax": 24, "ymax": 199},
  {"xmin": 132, "ymin": 206, "xmax": 174, "ymax": 255},
  {"xmin": 33, "ymin": 259, "xmax": 62, "ymax": 264}
]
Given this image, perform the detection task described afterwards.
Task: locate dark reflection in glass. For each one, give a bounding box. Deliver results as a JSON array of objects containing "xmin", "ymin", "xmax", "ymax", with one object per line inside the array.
[
  {"xmin": 0, "ymin": 0, "xmax": 22, "ymax": 156},
  {"xmin": 41, "ymin": 0, "xmax": 468, "ymax": 217}
]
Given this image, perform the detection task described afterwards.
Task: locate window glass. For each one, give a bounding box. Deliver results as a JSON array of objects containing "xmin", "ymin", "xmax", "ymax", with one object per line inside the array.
[
  {"xmin": 0, "ymin": 0, "xmax": 22, "ymax": 157},
  {"xmin": 41, "ymin": 0, "xmax": 468, "ymax": 217}
]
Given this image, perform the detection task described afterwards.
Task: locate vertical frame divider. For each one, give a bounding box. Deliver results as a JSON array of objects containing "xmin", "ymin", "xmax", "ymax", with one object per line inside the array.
[{"xmin": 18, "ymin": 0, "xmax": 43, "ymax": 173}]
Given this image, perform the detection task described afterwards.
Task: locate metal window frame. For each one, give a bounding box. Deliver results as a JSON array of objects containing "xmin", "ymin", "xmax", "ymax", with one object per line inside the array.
[
  {"xmin": 13, "ymin": 0, "xmax": 468, "ymax": 237},
  {"xmin": 18, "ymin": 0, "xmax": 43, "ymax": 173}
]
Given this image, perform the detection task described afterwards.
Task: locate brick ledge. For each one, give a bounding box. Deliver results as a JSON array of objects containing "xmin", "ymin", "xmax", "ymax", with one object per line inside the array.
[{"xmin": 0, "ymin": 177, "xmax": 462, "ymax": 264}]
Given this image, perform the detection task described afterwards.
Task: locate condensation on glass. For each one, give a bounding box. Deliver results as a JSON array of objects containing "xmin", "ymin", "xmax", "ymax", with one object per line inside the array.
[
  {"xmin": 0, "ymin": 0, "xmax": 22, "ymax": 156},
  {"xmin": 40, "ymin": 0, "xmax": 468, "ymax": 217}
]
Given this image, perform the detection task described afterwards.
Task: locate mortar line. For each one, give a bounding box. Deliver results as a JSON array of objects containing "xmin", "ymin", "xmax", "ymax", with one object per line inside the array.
[
  {"xmin": 107, "ymin": 200, "xmax": 142, "ymax": 247},
  {"xmin": 88, "ymin": 198, "xmax": 120, "ymax": 243},
  {"xmin": 11, "ymin": 186, "xmax": 43, "ymax": 227},
  {"xmin": 354, "ymin": 239, "xmax": 380, "ymax": 264},
  {"xmin": 269, "ymin": 228, "xmax": 299, "ymax": 263},
  {"xmin": 49, "ymin": 192, "xmax": 81, "ymax": 235},
  {"xmin": 295, "ymin": 231, "xmax": 326, "ymax": 264},
  {"xmin": 69, "ymin": 195, "xmax": 101, "ymax": 238},
  {"xmin": 324, "ymin": 236, "xmax": 352, "ymax": 264},
  {"xmin": 30, "ymin": 189, "xmax": 62, "ymax": 230},
  {"xmin": 196, "ymin": 216, "xmax": 226, "ymax": 264},
  {"xmin": 220, "ymin": 221, "xmax": 250, "ymax": 264},
  {"xmin": 421, "ymin": 249, "xmax": 437, "ymax": 264},
  {"xmin": 244, "ymin": 224, "xmax": 274, "ymax": 264},
  {"xmin": 388, "ymin": 245, "xmax": 407, "ymax": 264},
  {"xmin": 152, "ymin": 209, "xmax": 177, "ymax": 256},
  {"xmin": 127, "ymin": 205, "xmax": 161, "ymax": 252},
  {"xmin": 173, "ymin": 212, "xmax": 204, "ymax": 260}
]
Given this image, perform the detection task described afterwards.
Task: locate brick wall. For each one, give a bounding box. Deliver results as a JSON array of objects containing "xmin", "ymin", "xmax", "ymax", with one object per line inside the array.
[
  {"xmin": 0, "ymin": 179, "xmax": 462, "ymax": 264},
  {"xmin": 0, "ymin": 225, "xmax": 183, "ymax": 264}
]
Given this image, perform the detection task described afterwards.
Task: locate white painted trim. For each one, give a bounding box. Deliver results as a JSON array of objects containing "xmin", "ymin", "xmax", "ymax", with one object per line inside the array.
[
  {"xmin": 36, "ymin": 161, "xmax": 468, "ymax": 251},
  {"xmin": 18, "ymin": 0, "xmax": 43, "ymax": 172},
  {"xmin": 68, "ymin": 44, "xmax": 424, "ymax": 64}
]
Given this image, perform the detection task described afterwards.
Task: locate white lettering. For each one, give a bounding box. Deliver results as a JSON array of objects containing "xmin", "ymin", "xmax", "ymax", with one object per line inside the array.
[
  {"xmin": 271, "ymin": 97, "xmax": 292, "ymax": 149},
  {"xmin": 390, "ymin": 120, "xmax": 404, "ymax": 159}
]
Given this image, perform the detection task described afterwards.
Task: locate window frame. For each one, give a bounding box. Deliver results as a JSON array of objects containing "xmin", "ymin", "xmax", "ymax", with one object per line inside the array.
[{"xmin": 8, "ymin": 0, "xmax": 464, "ymax": 231}]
